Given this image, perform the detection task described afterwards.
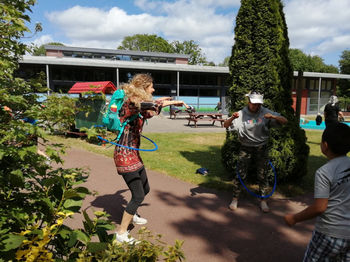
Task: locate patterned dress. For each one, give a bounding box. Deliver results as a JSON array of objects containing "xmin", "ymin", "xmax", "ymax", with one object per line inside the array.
[{"xmin": 113, "ymin": 99, "xmax": 158, "ymax": 174}]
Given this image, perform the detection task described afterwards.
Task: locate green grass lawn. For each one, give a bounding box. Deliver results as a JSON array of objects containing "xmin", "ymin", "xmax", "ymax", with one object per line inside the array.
[{"xmin": 50, "ymin": 129, "xmax": 329, "ymax": 197}]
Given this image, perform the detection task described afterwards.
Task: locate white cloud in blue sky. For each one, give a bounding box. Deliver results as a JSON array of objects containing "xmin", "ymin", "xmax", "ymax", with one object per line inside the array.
[{"xmin": 28, "ymin": 0, "xmax": 350, "ymax": 66}]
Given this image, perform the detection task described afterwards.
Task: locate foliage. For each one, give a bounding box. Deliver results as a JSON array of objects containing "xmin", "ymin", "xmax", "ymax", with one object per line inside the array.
[
  {"xmin": 218, "ymin": 56, "xmax": 230, "ymax": 67},
  {"xmin": 38, "ymin": 93, "xmax": 78, "ymax": 134},
  {"xmin": 1, "ymin": 1, "xmax": 184, "ymax": 261},
  {"xmin": 289, "ymin": 48, "xmax": 339, "ymax": 73},
  {"xmin": 222, "ymin": 0, "xmax": 310, "ymax": 183},
  {"xmin": 32, "ymin": 42, "xmax": 64, "ymax": 56},
  {"xmin": 171, "ymin": 40, "xmax": 207, "ymax": 65},
  {"xmin": 338, "ymin": 50, "xmax": 350, "ymax": 99},
  {"xmin": 117, "ymin": 34, "xmax": 208, "ymax": 65},
  {"xmin": 77, "ymin": 227, "xmax": 185, "ymax": 262},
  {"xmin": 118, "ymin": 34, "xmax": 173, "ymax": 53}
]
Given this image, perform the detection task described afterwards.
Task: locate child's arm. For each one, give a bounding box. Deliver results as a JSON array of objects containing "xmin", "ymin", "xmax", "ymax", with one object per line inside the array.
[{"xmin": 284, "ymin": 198, "xmax": 328, "ymax": 226}]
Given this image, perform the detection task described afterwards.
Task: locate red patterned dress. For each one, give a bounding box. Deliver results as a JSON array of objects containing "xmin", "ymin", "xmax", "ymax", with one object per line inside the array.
[{"xmin": 113, "ymin": 99, "xmax": 158, "ymax": 174}]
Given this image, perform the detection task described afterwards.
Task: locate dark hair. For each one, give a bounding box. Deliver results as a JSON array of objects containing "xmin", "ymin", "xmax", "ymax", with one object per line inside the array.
[{"xmin": 322, "ymin": 123, "xmax": 350, "ymax": 155}]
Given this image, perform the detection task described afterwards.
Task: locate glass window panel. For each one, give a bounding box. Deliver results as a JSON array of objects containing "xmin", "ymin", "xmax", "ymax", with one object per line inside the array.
[
  {"xmin": 309, "ymin": 80, "xmax": 314, "ymax": 90},
  {"xmin": 200, "ymin": 89, "xmax": 217, "ymax": 97},
  {"xmin": 180, "ymin": 89, "xmax": 197, "ymax": 96}
]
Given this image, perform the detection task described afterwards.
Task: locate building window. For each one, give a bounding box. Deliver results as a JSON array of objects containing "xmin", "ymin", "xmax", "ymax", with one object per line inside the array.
[
  {"xmin": 200, "ymin": 89, "xmax": 217, "ymax": 97},
  {"xmin": 153, "ymin": 88, "xmax": 170, "ymax": 96},
  {"xmin": 180, "ymin": 89, "xmax": 197, "ymax": 96}
]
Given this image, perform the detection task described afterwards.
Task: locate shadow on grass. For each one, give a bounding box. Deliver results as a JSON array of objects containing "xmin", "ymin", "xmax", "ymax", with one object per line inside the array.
[
  {"xmin": 179, "ymin": 145, "xmax": 233, "ymax": 191},
  {"xmin": 180, "ymin": 145, "xmax": 328, "ymax": 198}
]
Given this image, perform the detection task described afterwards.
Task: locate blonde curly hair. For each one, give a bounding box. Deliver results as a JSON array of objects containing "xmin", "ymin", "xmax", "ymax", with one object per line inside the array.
[{"xmin": 121, "ymin": 74, "xmax": 153, "ymax": 108}]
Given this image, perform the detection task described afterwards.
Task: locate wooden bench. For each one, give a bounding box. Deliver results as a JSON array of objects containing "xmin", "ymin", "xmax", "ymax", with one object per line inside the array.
[
  {"xmin": 186, "ymin": 113, "xmax": 224, "ymax": 127},
  {"xmin": 170, "ymin": 108, "xmax": 195, "ymax": 119}
]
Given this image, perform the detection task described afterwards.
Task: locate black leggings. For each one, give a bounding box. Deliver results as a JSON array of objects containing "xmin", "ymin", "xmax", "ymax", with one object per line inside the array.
[{"xmin": 121, "ymin": 167, "xmax": 150, "ymax": 215}]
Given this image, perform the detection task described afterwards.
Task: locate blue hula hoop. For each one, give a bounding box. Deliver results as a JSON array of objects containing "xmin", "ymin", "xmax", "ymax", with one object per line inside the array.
[
  {"xmin": 97, "ymin": 135, "xmax": 158, "ymax": 152},
  {"xmin": 236, "ymin": 160, "xmax": 277, "ymax": 199}
]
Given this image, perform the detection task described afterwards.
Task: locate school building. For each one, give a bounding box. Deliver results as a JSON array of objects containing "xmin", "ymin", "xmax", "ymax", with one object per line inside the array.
[{"xmin": 18, "ymin": 45, "xmax": 350, "ymax": 114}]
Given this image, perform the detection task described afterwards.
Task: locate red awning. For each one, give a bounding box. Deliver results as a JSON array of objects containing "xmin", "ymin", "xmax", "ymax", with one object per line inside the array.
[{"xmin": 68, "ymin": 81, "xmax": 117, "ymax": 94}]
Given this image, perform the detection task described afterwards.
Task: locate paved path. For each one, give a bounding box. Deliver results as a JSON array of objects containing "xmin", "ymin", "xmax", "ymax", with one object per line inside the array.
[
  {"xmin": 61, "ymin": 145, "xmax": 315, "ymax": 262},
  {"xmin": 142, "ymin": 113, "xmax": 228, "ymax": 133}
]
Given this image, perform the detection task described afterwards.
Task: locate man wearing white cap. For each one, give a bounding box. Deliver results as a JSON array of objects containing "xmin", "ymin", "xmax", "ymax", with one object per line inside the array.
[{"xmin": 224, "ymin": 91, "xmax": 288, "ymax": 212}]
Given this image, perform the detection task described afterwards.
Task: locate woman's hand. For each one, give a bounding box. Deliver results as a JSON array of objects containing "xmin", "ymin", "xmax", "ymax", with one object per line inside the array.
[
  {"xmin": 223, "ymin": 112, "xmax": 239, "ymax": 128},
  {"xmin": 161, "ymin": 100, "xmax": 189, "ymax": 108},
  {"xmin": 155, "ymin": 97, "xmax": 172, "ymax": 102}
]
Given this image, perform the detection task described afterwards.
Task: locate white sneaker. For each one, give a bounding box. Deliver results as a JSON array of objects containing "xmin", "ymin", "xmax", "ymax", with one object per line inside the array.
[
  {"xmin": 115, "ymin": 231, "xmax": 137, "ymax": 244},
  {"xmin": 229, "ymin": 198, "xmax": 238, "ymax": 210},
  {"xmin": 132, "ymin": 214, "xmax": 148, "ymax": 225},
  {"xmin": 260, "ymin": 200, "xmax": 270, "ymax": 213}
]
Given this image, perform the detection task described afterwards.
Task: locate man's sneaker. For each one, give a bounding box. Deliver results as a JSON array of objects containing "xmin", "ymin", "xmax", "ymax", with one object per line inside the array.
[
  {"xmin": 229, "ymin": 198, "xmax": 238, "ymax": 210},
  {"xmin": 133, "ymin": 214, "xmax": 148, "ymax": 225},
  {"xmin": 260, "ymin": 200, "xmax": 270, "ymax": 213},
  {"xmin": 115, "ymin": 231, "xmax": 137, "ymax": 244}
]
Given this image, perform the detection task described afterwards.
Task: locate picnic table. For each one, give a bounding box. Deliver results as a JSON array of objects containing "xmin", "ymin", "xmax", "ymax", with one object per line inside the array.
[
  {"xmin": 170, "ymin": 107, "xmax": 195, "ymax": 119},
  {"xmin": 186, "ymin": 112, "xmax": 225, "ymax": 127}
]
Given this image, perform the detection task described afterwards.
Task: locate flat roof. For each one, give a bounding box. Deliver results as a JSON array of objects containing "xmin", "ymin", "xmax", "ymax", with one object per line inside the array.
[
  {"xmin": 293, "ymin": 71, "xmax": 350, "ymax": 79},
  {"xmin": 44, "ymin": 45, "xmax": 190, "ymax": 59},
  {"xmin": 20, "ymin": 55, "xmax": 229, "ymax": 73},
  {"xmin": 20, "ymin": 55, "xmax": 350, "ymax": 79}
]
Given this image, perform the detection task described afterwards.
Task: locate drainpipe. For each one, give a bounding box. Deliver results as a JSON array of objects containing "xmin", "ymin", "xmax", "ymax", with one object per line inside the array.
[
  {"xmin": 317, "ymin": 77, "xmax": 322, "ymax": 113},
  {"xmin": 177, "ymin": 71, "xmax": 180, "ymax": 100},
  {"xmin": 116, "ymin": 68, "xmax": 119, "ymax": 88},
  {"xmin": 46, "ymin": 64, "xmax": 50, "ymax": 95},
  {"xmin": 295, "ymin": 71, "xmax": 303, "ymax": 122}
]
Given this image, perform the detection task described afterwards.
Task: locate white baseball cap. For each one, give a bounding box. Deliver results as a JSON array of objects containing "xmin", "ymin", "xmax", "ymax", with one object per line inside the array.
[{"xmin": 246, "ymin": 92, "xmax": 264, "ymax": 104}]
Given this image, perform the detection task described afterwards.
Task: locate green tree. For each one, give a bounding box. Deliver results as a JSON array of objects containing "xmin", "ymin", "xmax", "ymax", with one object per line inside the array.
[
  {"xmin": 289, "ymin": 48, "xmax": 338, "ymax": 73},
  {"xmin": 32, "ymin": 42, "xmax": 64, "ymax": 56},
  {"xmin": 338, "ymin": 50, "xmax": 350, "ymax": 98},
  {"xmin": 118, "ymin": 34, "xmax": 208, "ymax": 65},
  {"xmin": 171, "ymin": 40, "xmax": 208, "ymax": 65},
  {"xmin": 222, "ymin": 0, "xmax": 309, "ymax": 183},
  {"xmin": 118, "ymin": 34, "xmax": 173, "ymax": 53},
  {"xmin": 218, "ymin": 56, "xmax": 230, "ymax": 67}
]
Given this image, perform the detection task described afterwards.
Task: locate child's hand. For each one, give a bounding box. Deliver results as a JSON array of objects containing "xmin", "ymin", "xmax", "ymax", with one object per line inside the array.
[{"xmin": 284, "ymin": 214, "xmax": 296, "ymax": 226}]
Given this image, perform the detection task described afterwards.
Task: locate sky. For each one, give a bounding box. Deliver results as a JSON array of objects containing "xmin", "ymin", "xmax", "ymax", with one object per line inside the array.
[{"xmin": 25, "ymin": 0, "xmax": 350, "ymax": 67}]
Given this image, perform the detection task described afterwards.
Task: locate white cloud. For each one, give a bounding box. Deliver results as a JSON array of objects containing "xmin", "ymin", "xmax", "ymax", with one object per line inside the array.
[
  {"xmin": 134, "ymin": 0, "xmax": 240, "ymax": 12},
  {"xmin": 31, "ymin": 34, "xmax": 54, "ymax": 46},
  {"xmin": 42, "ymin": 0, "xmax": 350, "ymax": 66},
  {"xmin": 316, "ymin": 35, "xmax": 350, "ymax": 53},
  {"xmin": 284, "ymin": 0, "xmax": 350, "ymax": 60},
  {"xmin": 47, "ymin": 6, "xmax": 161, "ymax": 41},
  {"xmin": 46, "ymin": 1, "xmax": 236, "ymax": 64}
]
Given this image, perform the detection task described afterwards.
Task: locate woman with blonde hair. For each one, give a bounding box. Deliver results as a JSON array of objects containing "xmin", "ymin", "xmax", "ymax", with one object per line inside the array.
[{"xmin": 114, "ymin": 73, "xmax": 185, "ymax": 243}]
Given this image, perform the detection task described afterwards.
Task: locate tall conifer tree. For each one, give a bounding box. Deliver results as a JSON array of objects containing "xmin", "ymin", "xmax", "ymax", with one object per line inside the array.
[{"xmin": 222, "ymin": 0, "xmax": 309, "ymax": 182}]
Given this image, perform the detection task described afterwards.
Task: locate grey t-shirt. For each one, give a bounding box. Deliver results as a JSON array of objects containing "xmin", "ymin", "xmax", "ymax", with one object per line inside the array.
[
  {"xmin": 228, "ymin": 106, "xmax": 281, "ymax": 147},
  {"xmin": 314, "ymin": 156, "xmax": 350, "ymax": 239}
]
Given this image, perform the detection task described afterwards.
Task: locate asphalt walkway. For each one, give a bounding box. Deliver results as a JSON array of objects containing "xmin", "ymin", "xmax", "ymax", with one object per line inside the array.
[{"xmin": 62, "ymin": 113, "xmax": 315, "ymax": 262}]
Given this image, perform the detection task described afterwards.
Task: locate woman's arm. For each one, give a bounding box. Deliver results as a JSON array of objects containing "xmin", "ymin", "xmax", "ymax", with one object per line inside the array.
[
  {"xmin": 264, "ymin": 113, "xmax": 288, "ymax": 125},
  {"xmin": 161, "ymin": 100, "xmax": 190, "ymax": 109},
  {"xmin": 223, "ymin": 112, "xmax": 239, "ymax": 128}
]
